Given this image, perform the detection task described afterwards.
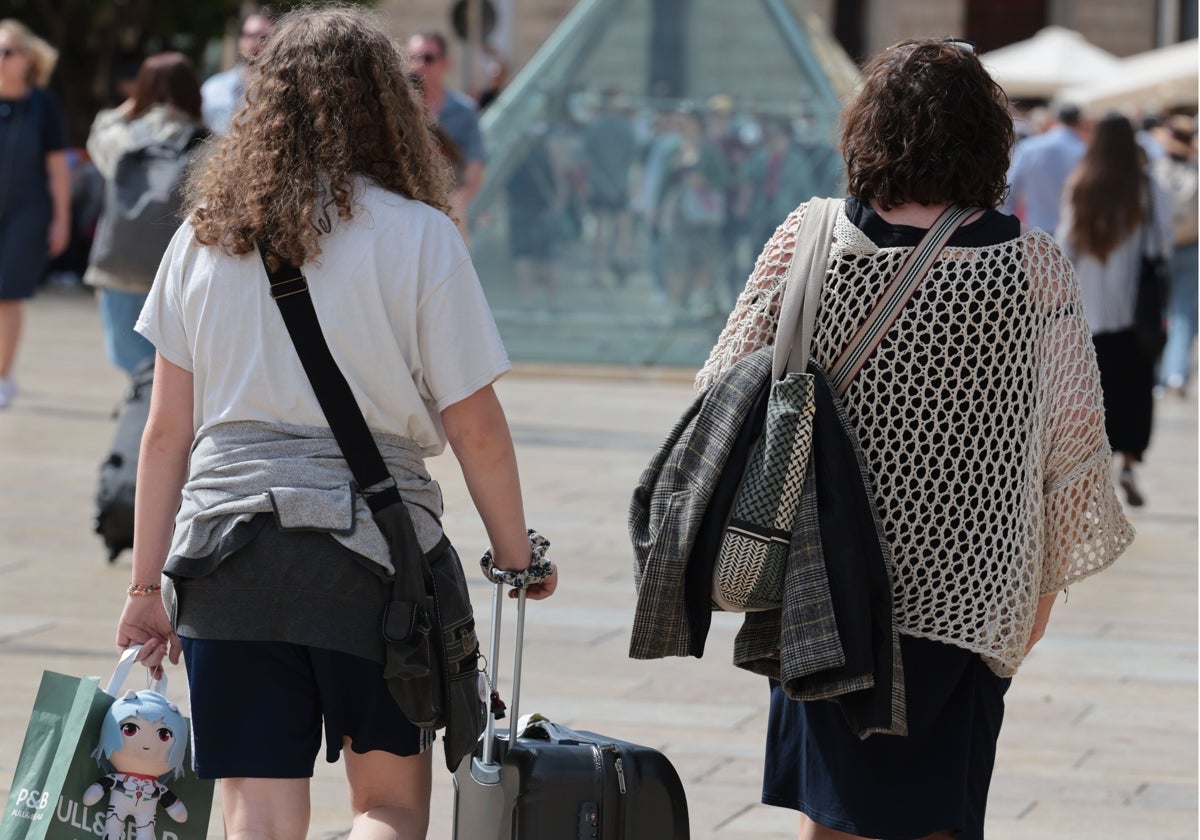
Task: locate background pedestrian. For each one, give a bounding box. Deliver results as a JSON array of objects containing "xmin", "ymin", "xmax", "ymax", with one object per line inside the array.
[
  {"xmin": 1057, "ymin": 113, "xmax": 1174, "ymax": 507},
  {"xmin": 84, "ymin": 51, "xmax": 205, "ymax": 375},
  {"xmin": 0, "ymin": 19, "xmax": 70, "ymax": 408},
  {"xmin": 406, "ymin": 31, "xmax": 486, "ymax": 242},
  {"xmin": 200, "ymin": 6, "xmax": 275, "ymax": 135}
]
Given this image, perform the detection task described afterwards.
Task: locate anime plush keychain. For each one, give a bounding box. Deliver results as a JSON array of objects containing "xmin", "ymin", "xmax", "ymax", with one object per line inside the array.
[{"xmin": 84, "ymin": 689, "xmax": 188, "ymax": 840}]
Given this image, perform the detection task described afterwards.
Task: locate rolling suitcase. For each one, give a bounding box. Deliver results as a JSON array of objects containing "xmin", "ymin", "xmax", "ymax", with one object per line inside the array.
[
  {"xmin": 94, "ymin": 355, "xmax": 154, "ymax": 561},
  {"xmin": 452, "ymin": 584, "xmax": 690, "ymax": 839}
]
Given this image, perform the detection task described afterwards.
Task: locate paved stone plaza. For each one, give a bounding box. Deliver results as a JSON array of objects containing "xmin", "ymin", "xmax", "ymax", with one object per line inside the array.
[{"xmin": 1, "ymin": 290, "xmax": 1196, "ymax": 839}]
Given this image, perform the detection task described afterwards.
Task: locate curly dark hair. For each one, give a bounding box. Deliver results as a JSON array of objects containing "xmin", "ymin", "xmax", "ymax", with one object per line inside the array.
[
  {"xmin": 186, "ymin": 4, "xmax": 453, "ymax": 266},
  {"xmin": 840, "ymin": 39, "xmax": 1014, "ymax": 210}
]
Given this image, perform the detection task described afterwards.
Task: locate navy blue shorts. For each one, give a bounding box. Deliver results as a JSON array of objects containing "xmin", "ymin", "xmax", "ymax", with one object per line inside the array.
[
  {"xmin": 180, "ymin": 637, "xmax": 429, "ymax": 779},
  {"xmin": 762, "ymin": 635, "xmax": 1011, "ymax": 840}
]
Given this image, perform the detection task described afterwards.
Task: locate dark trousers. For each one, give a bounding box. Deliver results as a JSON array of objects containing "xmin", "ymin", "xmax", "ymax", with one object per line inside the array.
[{"xmin": 1093, "ymin": 328, "xmax": 1154, "ymax": 460}]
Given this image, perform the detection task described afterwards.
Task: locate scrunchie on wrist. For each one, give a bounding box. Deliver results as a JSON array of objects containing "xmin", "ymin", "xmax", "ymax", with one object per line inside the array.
[{"xmin": 480, "ymin": 529, "xmax": 553, "ymax": 588}]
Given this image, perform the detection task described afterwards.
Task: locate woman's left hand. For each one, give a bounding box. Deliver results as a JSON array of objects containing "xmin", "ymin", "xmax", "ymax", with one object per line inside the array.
[
  {"xmin": 47, "ymin": 217, "xmax": 69, "ymax": 258},
  {"xmin": 116, "ymin": 594, "xmax": 181, "ymax": 679},
  {"xmin": 1024, "ymin": 591, "xmax": 1058, "ymax": 655}
]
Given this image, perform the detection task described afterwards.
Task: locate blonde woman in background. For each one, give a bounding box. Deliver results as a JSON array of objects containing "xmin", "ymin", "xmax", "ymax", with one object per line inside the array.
[{"xmin": 0, "ymin": 19, "xmax": 69, "ymax": 408}]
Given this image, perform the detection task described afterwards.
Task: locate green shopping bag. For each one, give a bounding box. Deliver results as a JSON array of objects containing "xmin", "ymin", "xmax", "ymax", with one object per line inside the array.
[{"xmin": 1, "ymin": 650, "xmax": 213, "ymax": 840}]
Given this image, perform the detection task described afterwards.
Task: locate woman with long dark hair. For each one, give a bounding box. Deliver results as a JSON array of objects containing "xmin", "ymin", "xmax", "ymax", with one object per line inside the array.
[{"xmin": 1057, "ymin": 113, "xmax": 1173, "ymax": 506}]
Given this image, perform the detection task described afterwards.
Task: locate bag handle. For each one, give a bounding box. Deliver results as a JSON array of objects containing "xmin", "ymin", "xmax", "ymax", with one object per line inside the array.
[
  {"xmin": 105, "ymin": 646, "xmax": 168, "ymax": 697},
  {"xmin": 773, "ymin": 198, "xmax": 842, "ymax": 379},
  {"xmin": 478, "ymin": 582, "xmax": 527, "ymax": 775}
]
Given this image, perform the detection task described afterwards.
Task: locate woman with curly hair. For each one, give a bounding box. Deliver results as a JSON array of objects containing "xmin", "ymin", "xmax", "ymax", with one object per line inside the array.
[
  {"xmin": 697, "ymin": 39, "xmax": 1131, "ymax": 839},
  {"xmin": 1057, "ymin": 113, "xmax": 1173, "ymax": 507},
  {"xmin": 112, "ymin": 7, "xmax": 556, "ymax": 838}
]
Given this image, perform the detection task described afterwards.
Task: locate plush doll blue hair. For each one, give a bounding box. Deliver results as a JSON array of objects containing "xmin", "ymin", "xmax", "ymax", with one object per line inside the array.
[{"xmin": 84, "ymin": 690, "xmax": 189, "ymax": 840}]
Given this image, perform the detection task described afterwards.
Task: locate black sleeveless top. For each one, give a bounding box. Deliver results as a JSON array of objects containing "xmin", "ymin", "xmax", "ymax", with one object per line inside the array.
[{"xmin": 844, "ymin": 196, "xmax": 1020, "ymax": 249}]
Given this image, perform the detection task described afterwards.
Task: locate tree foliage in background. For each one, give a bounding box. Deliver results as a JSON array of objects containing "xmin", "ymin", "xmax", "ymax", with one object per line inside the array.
[{"xmin": 2, "ymin": 0, "xmax": 377, "ymax": 146}]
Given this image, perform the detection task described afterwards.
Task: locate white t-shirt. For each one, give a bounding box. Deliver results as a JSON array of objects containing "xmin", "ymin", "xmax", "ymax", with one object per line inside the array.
[{"xmin": 136, "ymin": 180, "xmax": 510, "ymax": 457}]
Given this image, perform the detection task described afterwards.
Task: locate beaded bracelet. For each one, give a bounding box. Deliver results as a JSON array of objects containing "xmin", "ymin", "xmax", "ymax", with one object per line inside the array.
[
  {"xmin": 480, "ymin": 529, "xmax": 554, "ymax": 588},
  {"xmin": 127, "ymin": 582, "xmax": 162, "ymax": 597}
]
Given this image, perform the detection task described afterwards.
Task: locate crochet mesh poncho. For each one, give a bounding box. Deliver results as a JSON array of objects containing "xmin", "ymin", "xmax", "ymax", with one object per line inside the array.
[{"xmin": 698, "ymin": 202, "xmax": 1134, "ymax": 676}]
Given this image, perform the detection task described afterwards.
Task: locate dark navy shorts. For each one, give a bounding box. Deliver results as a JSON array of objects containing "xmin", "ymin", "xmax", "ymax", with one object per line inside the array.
[
  {"xmin": 762, "ymin": 635, "xmax": 1012, "ymax": 840},
  {"xmin": 180, "ymin": 637, "xmax": 429, "ymax": 780}
]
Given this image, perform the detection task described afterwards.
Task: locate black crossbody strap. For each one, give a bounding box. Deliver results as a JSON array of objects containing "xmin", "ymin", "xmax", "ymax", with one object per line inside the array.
[{"xmin": 258, "ymin": 248, "xmax": 402, "ymax": 513}]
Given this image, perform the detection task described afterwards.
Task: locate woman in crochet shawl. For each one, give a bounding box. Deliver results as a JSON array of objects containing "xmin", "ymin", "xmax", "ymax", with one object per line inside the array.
[{"xmin": 698, "ymin": 39, "xmax": 1132, "ymax": 840}]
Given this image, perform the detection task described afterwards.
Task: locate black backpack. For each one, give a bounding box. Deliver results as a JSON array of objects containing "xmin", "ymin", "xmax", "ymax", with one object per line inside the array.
[{"xmin": 88, "ymin": 123, "xmax": 207, "ymax": 285}]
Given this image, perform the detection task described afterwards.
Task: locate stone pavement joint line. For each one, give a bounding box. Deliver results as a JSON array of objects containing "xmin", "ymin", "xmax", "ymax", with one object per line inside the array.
[{"xmin": 1, "ymin": 292, "xmax": 1195, "ymax": 839}]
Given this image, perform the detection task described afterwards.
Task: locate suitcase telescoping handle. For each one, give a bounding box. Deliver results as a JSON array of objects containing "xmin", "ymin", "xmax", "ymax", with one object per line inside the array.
[{"xmin": 475, "ymin": 582, "xmax": 527, "ymax": 783}]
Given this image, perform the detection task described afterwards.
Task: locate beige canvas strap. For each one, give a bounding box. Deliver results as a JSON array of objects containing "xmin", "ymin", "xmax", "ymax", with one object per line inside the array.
[{"xmin": 773, "ymin": 198, "xmax": 842, "ymax": 379}]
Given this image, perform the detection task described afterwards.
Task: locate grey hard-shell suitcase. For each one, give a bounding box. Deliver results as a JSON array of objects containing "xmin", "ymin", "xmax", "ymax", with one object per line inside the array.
[{"xmin": 452, "ymin": 585, "xmax": 690, "ymax": 839}]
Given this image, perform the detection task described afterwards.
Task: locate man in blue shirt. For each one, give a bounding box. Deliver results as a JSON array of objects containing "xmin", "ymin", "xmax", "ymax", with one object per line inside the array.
[
  {"xmin": 1003, "ymin": 103, "xmax": 1090, "ymax": 236},
  {"xmin": 407, "ymin": 32, "xmax": 486, "ymax": 241},
  {"xmin": 200, "ymin": 8, "xmax": 275, "ymax": 134}
]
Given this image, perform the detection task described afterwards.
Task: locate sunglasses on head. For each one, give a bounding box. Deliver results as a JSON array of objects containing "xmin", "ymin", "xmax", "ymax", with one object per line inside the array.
[
  {"xmin": 892, "ymin": 37, "xmax": 977, "ymax": 54},
  {"xmin": 410, "ymin": 52, "xmax": 442, "ymax": 66}
]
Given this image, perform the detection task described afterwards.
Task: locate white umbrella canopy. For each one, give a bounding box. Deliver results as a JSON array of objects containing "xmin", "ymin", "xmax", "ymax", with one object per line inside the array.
[
  {"xmin": 980, "ymin": 25, "xmax": 1123, "ymax": 100},
  {"xmin": 1054, "ymin": 39, "xmax": 1199, "ymax": 113}
]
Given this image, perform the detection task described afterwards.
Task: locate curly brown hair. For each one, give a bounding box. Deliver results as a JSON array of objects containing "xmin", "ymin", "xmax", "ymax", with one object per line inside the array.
[
  {"xmin": 840, "ymin": 39, "xmax": 1014, "ymax": 211},
  {"xmin": 186, "ymin": 4, "xmax": 453, "ymax": 266}
]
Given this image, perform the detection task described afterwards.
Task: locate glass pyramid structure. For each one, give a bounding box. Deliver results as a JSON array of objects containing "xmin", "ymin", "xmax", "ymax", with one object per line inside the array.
[{"xmin": 470, "ymin": 0, "xmax": 859, "ymax": 367}]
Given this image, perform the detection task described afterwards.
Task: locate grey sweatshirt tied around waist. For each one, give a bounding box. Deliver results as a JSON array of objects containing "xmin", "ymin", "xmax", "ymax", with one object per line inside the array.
[{"xmin": 165, "ymin": 420, "xmax": 445, "ymax": 583}]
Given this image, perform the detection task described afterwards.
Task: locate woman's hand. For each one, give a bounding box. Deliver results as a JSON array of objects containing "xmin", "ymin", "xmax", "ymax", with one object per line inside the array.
[
  {"xmin": 46, "ymin": 215, "xmax": 69, "ymax": 257},
  {"xmin": 510, "ymin": 562, "xmax": 558, "ymax": 601},
  {"xmin": 1024, "ymin": 591, "xmax": 1058, "ymax": 655},
  {"xmin": 44, "ymin": 150, "xmax": 70, "ymax": 257},
  {"xmin": 121, "ymin": 356, "xmax": 195, "ymax": 679},
  {"xmin": 116, "ymin": 594, "xmax": 181, "ymax": 679}
]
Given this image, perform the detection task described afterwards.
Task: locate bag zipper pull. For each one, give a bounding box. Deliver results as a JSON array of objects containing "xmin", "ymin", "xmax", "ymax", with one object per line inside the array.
[{"xmin": 603, "ymin": 746, "xmax": 627, "ymax": 794}]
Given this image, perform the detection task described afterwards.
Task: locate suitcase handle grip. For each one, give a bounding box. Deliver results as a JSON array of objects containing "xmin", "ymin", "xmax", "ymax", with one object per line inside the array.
[{"xmin": 480, "ymin": 582, "xmax": 527, "ymax": 770}]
